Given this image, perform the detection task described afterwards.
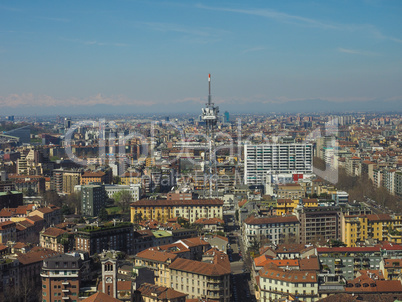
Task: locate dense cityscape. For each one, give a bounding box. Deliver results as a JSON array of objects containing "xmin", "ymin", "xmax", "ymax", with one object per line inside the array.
[
  {"xmin": 2, "ymin": 1, "xmax": 402, "ymax": 301},
  {"xmin": 0, "ymin": 109, "xmax": 402, "ymax": 302}
]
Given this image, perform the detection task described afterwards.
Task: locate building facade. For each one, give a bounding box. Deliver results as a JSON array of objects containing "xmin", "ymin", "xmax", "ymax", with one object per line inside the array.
[
  {"xmin": 74, "ymin": 222, "xmax": 134, "ymax": 255},
  {"xmin": 245, "ymin": 144, "xmax": 313, "ymax": 185},
  {"xmin": 243, "ymin": 215, "xmax": 300, "ymax": 247},
  {"xmin": 131, "ymin": 199, "xmax": 223, "ymax": 224},
  {"xmin": 41, "ymin": 254, "xmax": 81, "ymax": 302}
]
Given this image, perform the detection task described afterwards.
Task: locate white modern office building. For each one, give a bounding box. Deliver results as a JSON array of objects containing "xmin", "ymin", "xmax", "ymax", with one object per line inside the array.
[{"xmin": 244, "ymin": 144, "xmax": 313, "ymax": 185}]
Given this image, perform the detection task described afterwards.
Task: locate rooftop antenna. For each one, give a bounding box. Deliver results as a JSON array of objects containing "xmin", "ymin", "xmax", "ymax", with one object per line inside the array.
[{"xmin": 201, "ymin": 74, "xmax": 219, "ymax": 199}]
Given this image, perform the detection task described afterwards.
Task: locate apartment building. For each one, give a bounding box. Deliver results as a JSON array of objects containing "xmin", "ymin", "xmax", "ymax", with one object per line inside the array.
[
  {"xmin": 74, "ymin": 222, "xmax": 133, "ymax": 255},
  {"xmin": 0, "ymin": 221, "xmax": 16, "ymax": 244},
  {"xmin": 244, "ymin": 143, "xmax": 313, "ymax": 185},
  {"xmin": 134, "ymin": 248, "xmax": 178, "ymax": 288},
  {"xmin": 243, "ymin": 215, "xmax": 300, "ymax": 246},
  {"xmin": 296, "ymin": 206, "xmax": 342, "ymax": 245},
  {"xmin": 135, "ymin": 283, "xmax": 187, "ymax": 302},
  {"xmin": 258, "ymin": 263, "xmax": 318, "ymax": 302},
  {"xmin": 40, "ymin": 227, "xmax": 73, "ymax": 253},
  {"xmin": 130, "ymin": 199, "xmax": 223, "ymax": 224},
  {"xmin": 317, "ymin": 246, "xmax": 389, "ymax": 281},
  {"xmin": 168, "ymin": 249, "xmax": 231, "ymax": 302},
  {"xmin": 80, "ymin": 184, "xmax": 106, "ymax": 217},
  {"xmin": 41, "ymin": 254, "xmax": 81, "ymax": 302}
]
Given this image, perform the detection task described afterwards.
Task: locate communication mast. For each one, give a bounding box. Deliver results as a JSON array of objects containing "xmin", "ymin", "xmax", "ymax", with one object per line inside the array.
[{"xmin": 201, "ymin": 74, "xmax": 219, "ymax": 198}]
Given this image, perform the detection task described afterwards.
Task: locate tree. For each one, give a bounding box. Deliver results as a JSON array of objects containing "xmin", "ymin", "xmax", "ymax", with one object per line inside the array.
[
  {"xmin": 98, "ymin": 207, "xmax": 108, "ymax": 221},
  {"xmin": 42, "ymin": 190, "xmax": 62, "ymax": 207},
  {"xmin": 113, "ymin": 176, "xmax": 121, "ymax": 184},
  {"xmin": 133, "ymin": 212, "xmax": 143, "ymax": 224},
  {"xmin": 113, "ymin": 190, "xmax": 132, "ymax": 213},
  {"xmin": 330, "ymin": 240, "xmax": 347, "ymax": 247},
  {"xmin": 63, "ymin": 192, "xmax": 81, "ymax": 214},
  {"xmin": 23, "ymin": 188, "xmax": 36, "ymax": 197}
]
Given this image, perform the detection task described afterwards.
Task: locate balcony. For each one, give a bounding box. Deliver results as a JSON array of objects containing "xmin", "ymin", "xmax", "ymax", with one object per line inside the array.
[
  {"xmin": 62, "ymin": 281, "xmax": 69, "ymax": 285},
  {"xmin": 62, "ymin": 289, "xmax": 69, "ymax": 293},
  {"xmin": 62, "ymin": 297, "xmax": 70, "ymax": 300}
]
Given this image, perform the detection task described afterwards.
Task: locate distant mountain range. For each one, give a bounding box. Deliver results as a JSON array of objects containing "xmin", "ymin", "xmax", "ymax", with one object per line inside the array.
[{"xmin": 1, "ymin": 98, "xmax": 401, "ymax": 115}]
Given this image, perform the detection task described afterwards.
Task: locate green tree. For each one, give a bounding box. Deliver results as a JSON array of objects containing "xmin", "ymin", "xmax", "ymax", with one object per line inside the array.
[
  {"xmin": 330, "ymin": 240, "xmax": 347, "ymax": 247},
  {"xmin": 113, "ymin": 176, "xmax": 121, "ymax": 184},
  {"xmin": 133, "ymin": 212, "xmax": 143, "ymax": 224},
  {"xmin": 98, "ymin": 208, "xmax": 108, "ymax": 221},
  {"xmin": 113, "ymin": 190, "xmax": 132, "ymax": 213},
  {"xmin": 23, "ymin": 188, "xmax": 36, "ymax": 197}
]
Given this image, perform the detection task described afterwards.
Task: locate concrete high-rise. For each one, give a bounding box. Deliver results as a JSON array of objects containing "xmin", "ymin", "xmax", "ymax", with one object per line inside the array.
[{"xmin": 244, "ymin": 143, "xmax": 313, "ymax": 185}]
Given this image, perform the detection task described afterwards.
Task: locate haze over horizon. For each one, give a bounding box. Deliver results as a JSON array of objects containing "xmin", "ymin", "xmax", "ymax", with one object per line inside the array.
[{"xmin": 1, "ymin": 0, "xmax": 402, "ymax": 115}]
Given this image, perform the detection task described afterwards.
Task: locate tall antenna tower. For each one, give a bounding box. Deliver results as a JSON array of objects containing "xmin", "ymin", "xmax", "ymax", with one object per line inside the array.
[{"xmin": 201, "ymin": 74, "xmax": 219, "ymax": 198}]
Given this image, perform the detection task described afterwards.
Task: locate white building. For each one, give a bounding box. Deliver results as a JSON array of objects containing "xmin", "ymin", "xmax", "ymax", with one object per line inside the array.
[
  {"xmin": 258, "ymin": 263, "xmax": 319, "ymax": 302},
  {"xmin": 75, "ymin": 184, "xmax": 141, "ymax": 201},
  {"xmin": 245, "ymin": 144, "xmax": 313, "ymax": 185},
  {"xmin": 243, "ymin": 215, "xmax": 300, "ymax": 246}
]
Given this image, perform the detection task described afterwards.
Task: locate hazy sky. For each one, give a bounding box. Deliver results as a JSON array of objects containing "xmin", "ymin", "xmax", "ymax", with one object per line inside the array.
[{"xmin": 1, "ymin": 0, "xmax": 401, "ymax": 114}]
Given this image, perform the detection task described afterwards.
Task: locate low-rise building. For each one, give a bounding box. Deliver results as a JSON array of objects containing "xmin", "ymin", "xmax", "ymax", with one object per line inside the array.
[
  {"xmin": 130, "ymin": 199, "xmax": 223, "ymax": 224},
  {"xmin": 0, "ymin": 221, "xmax": 16, "ymax": 244},
  {"xmin": 258, "ymin": 263, "xmax": 318, "ymax": 302},
  {"xmin": 135, "ymin": 282, "xmax": 187, "ymax": 302},
  {"xmin": 243, "ymin": 215, "xmax": 300, "ymax": 246},
  {"xmin": 168, "ymin": 248, "xmax": 231, "ymax": 302},
  {"xmin": 74, "ymin": 222, "xmax": 133, "ymax": 255}
]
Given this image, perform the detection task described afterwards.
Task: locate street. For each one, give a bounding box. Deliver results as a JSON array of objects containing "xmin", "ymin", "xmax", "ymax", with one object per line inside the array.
[{"xmin": 228, "ymin": 230, "xmax": 256, "ymax": 302}]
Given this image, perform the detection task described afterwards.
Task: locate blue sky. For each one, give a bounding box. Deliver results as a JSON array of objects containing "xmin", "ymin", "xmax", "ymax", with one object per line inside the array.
[{"xmin": 0, "ymin": 0, "xmax": 401, "ymax": 114}]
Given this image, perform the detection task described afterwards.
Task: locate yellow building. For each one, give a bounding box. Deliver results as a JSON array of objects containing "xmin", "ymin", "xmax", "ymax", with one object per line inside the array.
[
  {"xmin": 276, "ymin": 199, "xmax": 298, "ymax": 215},
  {"xmin": 131, "ymin": 199, "xmax": 224, "ymax": 224},
  {"xmin": 367, "ymin": 214, "xmax": 400, "ymax": 242},
  {"xmin": 276, "ymin": 198, "xmax": 318, "ymax": 216},
  {"xmin": 145, "ymin": 157, "xmax": 156, "ymax": 167},
  {"xmin": 342, "ymin": 214, "xmax": 402, "ymax": 247},
  {"xmin": 134, "ymin": 248, "xmax": 177, "ymax": 287},
  {"xmin": 120, "ymin": 171, "xmax": 142, "ymax": 185},
  {"xmin": 342, "ymin": 215, "xmax": 368, "ymax": 247}
]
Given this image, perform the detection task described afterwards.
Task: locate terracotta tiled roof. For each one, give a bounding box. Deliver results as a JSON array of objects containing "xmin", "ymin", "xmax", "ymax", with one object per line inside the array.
[
  {"xmin": 180, "ymin": 237, "xmax": 210, "ymax": 248},
  {"xmin": 193, "ymin": 217, "xmax": 224, "ymax": 225},
  {"xmin": 169, "ymin": 253, "xmax": 230, "ymax": 276},
  {"xmin": 299, "ymin": 256, "xmax": 320, "ymax": 271},
  {"xmin": 384, "ymin": 258, "xmax": 402, "ymax": 268},
  {"xmin": 276, "ymin": 199, "xmax": 293, "ymax": 204},
  {"xmin": 366, "ymin": 214, "xmax": 392, "ymax": 222},
  {"xmin": 244, "ymin": 215, "xmax": 299, "ymax": 225},
  {"xmin": 259, "ymin": 263, "xmax": 317, "ymax": 283},
  {"xmin": 0, "ymin": 221, "xmax": 16, "ymax": 229},
  {"xmin": 42, "ymin": 227, "xmax": 67, "ymax": 237},
  {"xmin": 81, "ymin": 292, "xmax": 122, "ymax": 302},
  {"xmin": 0, "ymin": 209, "xmax": 13, "ymax": 217},
  {"xmin": 117, "ymin": 280, "xmax": 132, "ymax": 291},
  {"xmin": 136, "ymin": 248, "xmax": 178, "ymax": 263},
  {"xmin": 82, "ymin": 171, "xmax": 106, "ymax": 177},
  {"xmin": 17, "ymin": 247, "xmax": 60, "ymax": 265},
  {"xmin": 25, "ymin": 215, "xmax": 44, "ymax": 224},
  {"xmin": 17, "ymin": 220, "xmax": 34, "ymax": 228},
  {"xmin": 276, "ymin": 243, "xmax": 308, "ymax": 254},
  {"xmin": 137, "ymin": 283, "xmax": 187, "ymax": 300},
  {"xmin": 158, "ymin": 242, "xmax": 190, "ymax": 254}
]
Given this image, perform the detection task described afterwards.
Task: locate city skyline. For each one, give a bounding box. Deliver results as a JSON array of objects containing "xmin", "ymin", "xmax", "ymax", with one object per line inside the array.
[{"xmin": 1, "ymin": 0, "xmax": 402, "ymax": 114}]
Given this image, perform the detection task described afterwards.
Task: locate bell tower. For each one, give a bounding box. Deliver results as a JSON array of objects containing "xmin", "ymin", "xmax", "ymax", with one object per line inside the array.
[{"xmin": 100, "ymin": 250, "xmax": 119, "ymax": 298}]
